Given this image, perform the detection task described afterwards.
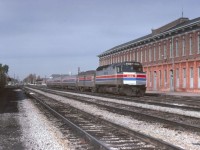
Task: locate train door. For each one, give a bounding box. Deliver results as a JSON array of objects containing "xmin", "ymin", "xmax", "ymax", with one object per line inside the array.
[
  {"xmin": 190, "ymin": 67, "xmax": 194, "ymax": 88},
  {"xmin": 116, "ymin": 65, "xmax": 122, "ymax": 85},
  {"xmin": 170, "ymin": 70, "xmax": 174, "ymax": 91},
  {"xmin": 153, "ymin": 71, "xmax": 157, "ymax": 91}
]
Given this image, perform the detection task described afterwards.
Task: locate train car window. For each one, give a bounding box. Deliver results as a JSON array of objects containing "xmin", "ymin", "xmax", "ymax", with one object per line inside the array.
[
  {"xmin": 116, "ymin": 66, "xmax": 122, "ymax": 73},
  {"xmin": 104, "ymin": 72, "xmax": 108, "ymax": 75},
  {"xmin": 122, "ymin": 64, "xmax": 143, "ymax": 72}
]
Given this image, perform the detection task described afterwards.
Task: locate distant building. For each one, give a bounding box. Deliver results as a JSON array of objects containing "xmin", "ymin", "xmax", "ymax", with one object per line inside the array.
[{"xmin": 98, "ymin": 17, "xmax": 200, "ymax": 93}]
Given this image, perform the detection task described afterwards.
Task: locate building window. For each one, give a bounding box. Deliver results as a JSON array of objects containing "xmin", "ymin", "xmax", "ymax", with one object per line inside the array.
[
  {"xmin": 199, "ymin": 67, "xmax": 200, "ymax": 78},
  {"xmin": 189, "ymin": 36, "xmax": 193, "ymax": 55},
  {"xmin": 170, "ymin": 42, "xmax": 173, "ymax": 58},
  {"xmin": 136, "ymin": 51, "xmax": 139, "ymax": 62},
  {"xmin": 198, "ymin": 67, "xmax": 200, "ymax": 88},
  {"xmin": 133, "ymin": 52, "xmax": 135, "ymax": 61},
  {"xmin": 164, "ymin": 70, "xmax": 167, "ymax": 87},
  {"xmin": 149, "ymin": 48, "xmax": 152, "ymax": 62},
  {"xmin": 182, "ymin": 38, "xmax": 186, "ymax": 56},
  {"xmin": 149, "ymin": 71, "xmax": 152, "ymax": 87},
  {"xmin": 164, "ymin": 44, "xmax": 166, "ymax": 59},
  {"xmin": 190, "ymin": 67, "xmax": 193, "ymax": 77},
  {"xmin": 117, "ymin": 55, "xmax": 119, "ymax": 63},
  {"xmin": 198, "ymin": 35, "xmax": 200, "ymax": 54},
  {"xmin": 176, "ymin": 68, "xmax": 179, "ymax": 88},
  {"xmin": 183, "ymin": 68, "xmax": 186, "ymax": 88},
  {"xmin": 175, "ymin": 40, "xmax": 179, "ymax": 57},
  {"xmin": 145, "ymin": 49, "xmax": 147, "ymax": 62},
  {"xmin": 159, "ymin": 45, "xmax": 161, "ymax": 60},
  {"xmin": 153, "ymin": 47, "xmax": 156, "ymax": 61},
  {"xmin": 190, "ymin": 67, "xmax": 194, "ymax": 88},
  {"xmin": 159, "ymin": 70, "xmax": 161, "ymax": 87},
  {"xmin": 141, "ymin": 51, "xmax": 143, "ymax": 63}
]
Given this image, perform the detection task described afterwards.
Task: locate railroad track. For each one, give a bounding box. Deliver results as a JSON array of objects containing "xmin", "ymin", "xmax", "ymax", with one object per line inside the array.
[
  {"xmin": 31, "ymin": 86, "xmax": 200, "ymax": 111},
  {"xmin": 28, "ymin": 87, "xmax": 200, "ymax": 133},
  {"xmin": 90, "ymin": 91, "xmax": 200, "ymax": 110},
  {"xmin": 25, "ymin": 88, "xmax": 182, "ymax": 150}
]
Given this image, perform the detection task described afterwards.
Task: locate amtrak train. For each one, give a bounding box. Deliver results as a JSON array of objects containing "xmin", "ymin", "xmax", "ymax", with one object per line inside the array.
[{"xmin": 46, "ymin": 61, "xmax": 146, "ymax": 96}]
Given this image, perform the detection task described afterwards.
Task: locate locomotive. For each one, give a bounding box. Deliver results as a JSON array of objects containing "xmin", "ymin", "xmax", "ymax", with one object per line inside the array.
[{"xmin": 46, "ymin": 61, "xmax": 146, "ymax": 96}]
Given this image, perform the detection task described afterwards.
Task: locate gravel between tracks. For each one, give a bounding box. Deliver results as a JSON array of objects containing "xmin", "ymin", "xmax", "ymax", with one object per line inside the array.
[
  {"xmin": 17, "ymin": 89, "xmax": 70, "ymax": 150},
  {"xmin": 58, "ymin": 90, "xmax": 200, "ymax": 118},
  {"xmin": 29, "ymin": 88, "xmax": 200, "ymax": 150}
]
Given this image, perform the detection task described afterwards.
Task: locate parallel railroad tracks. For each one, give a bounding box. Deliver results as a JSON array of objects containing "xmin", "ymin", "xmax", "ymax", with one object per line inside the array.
[
  {"xmin": 32, "ymin": 86, "xmax": 200, "ymax": 110},
  {"xmin": 25, "ymin": 88, "xmax": 183, "ymax": 150},
  {"xmin": 31, "ymin": 87, "xmax": 200, "ymax": 132}
]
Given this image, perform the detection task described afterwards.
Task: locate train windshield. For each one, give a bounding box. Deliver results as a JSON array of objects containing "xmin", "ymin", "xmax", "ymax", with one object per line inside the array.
[{"xmin": 116, "ymin": 62, "xmax": 143, "ymax": 73}]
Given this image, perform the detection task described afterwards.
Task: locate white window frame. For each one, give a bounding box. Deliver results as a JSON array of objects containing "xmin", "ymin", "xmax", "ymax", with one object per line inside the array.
[
  {"xmin": 149, "ymin": 48, "xmax": 152, "ymax": 62},
  {"xmin": 154, "ymin": 47, "xmax": 156, "ymax": 61},
  {"xmin": 149, "ymin": 71, "xmax": 152, "ymax": 87},
  {"xmin": 182, "ymin": 38, "xmax": 186, "ymax": 56},
  {"xmin": 159, "ymin": 70, "xmax": 161, "ymax": 87},
  {"xmin": 164, "ymin": 70, "xmax": 167, "ymax": 87},
  {"xmin": 189, "ymin": 36, "xmax": 193, "ymax": 55},
  {"xmin": 164, "ymin": 44, "xmax": 166, "ymax": 59},
  {"xmin": 159, "ymin": 45, "xmax": 161, "ymax": 60},
  {"xmin": 190, "ymin": 67, "xmax": 194, "ymax": 88},
  {"xmin": 170, "ymin": 42, "xmax": 173, "ymax": 58},
  {"xmin": 182, "ymin": 68, "xmax": 186, "ymax": 88},
  {"xmin": 176, "ymin": 68, "xmax": 179, "ymax": 88},
  {"xmin": 175, "ymin": 40, "xmax": 179, "ymax": 57}
]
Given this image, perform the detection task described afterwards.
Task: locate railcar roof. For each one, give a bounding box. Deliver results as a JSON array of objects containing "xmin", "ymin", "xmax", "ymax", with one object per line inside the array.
[
  {"xmin": 96, "ymin": 61, "xmax": 142, "ymax": 71},
  {"xmin": 78, "ymin": 70, "xmax": 96, "ymax": 75}
]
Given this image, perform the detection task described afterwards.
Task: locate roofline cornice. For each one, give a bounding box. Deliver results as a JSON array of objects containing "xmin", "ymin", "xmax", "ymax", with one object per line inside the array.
[{"xmin": 98, "ymin": 19, "xmax": 200, "ymax": 57}]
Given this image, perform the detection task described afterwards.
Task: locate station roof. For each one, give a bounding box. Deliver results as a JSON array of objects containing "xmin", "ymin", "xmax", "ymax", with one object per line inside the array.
[{"xmin": 98, "ymin": 17, "xmax": 200, "ymax": 57}]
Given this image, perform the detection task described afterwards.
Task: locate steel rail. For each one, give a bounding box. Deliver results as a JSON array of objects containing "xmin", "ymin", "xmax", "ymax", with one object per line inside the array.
[
  {"xmin": 41, "ymin": 86, "xmax": 200, "ymax": 112},
  {"xmin": 28, "ymin": 93, "xmax": 110, "ymax": 150},
  {"xmin": 25, "ymin": 87, "xmax": 183, "ymax": 150},
  {"xmin": 38, "ymin": 88, "xmax": 200, "ymax": 132}
]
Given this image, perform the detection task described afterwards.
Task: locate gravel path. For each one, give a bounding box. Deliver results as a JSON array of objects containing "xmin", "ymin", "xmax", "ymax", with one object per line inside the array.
[
  {"xmin": 55, "ymin": 89, "xmax": 200, "ymax": 118},
  {"xmin": 29, "ymin": 88, "xmax": 200, "ymax": 150},
  {"xmin": 17, "ymin": 89, "xmax": 71, "ymax": 150}
]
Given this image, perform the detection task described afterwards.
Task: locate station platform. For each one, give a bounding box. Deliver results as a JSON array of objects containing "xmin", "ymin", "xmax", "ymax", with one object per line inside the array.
[{"xmin": 146, "ymin": 90, "xmax": 200, "ymax": 98}]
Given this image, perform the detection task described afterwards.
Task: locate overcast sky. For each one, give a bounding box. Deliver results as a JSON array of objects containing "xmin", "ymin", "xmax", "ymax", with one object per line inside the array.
[{"xmin": 0, "ymin": 0, "xmax": 200, "ymax": 80}]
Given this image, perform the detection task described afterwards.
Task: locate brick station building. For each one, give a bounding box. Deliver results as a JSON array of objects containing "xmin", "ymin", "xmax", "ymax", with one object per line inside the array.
[{"xmin": 98, "ymin": 17, "xmax": 200, "ymax": 93}]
